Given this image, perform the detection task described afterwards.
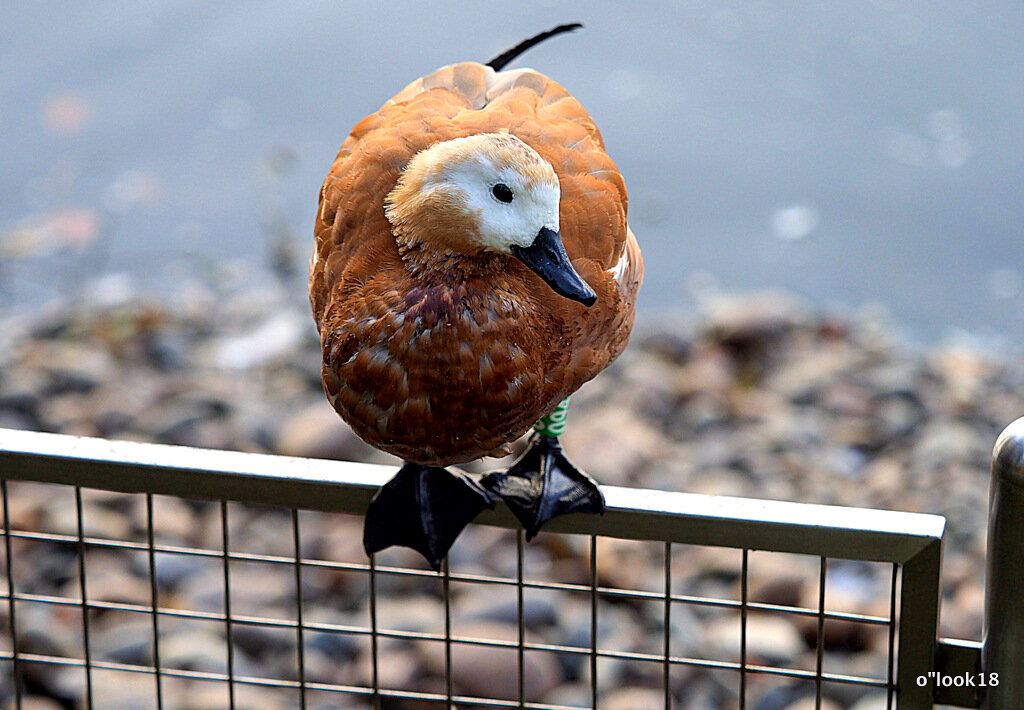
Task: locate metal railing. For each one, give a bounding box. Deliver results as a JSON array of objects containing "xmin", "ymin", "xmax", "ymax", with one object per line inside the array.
[{"xmin": 0, "ymin": 420, "xmax": 1019, "ymax": 709}]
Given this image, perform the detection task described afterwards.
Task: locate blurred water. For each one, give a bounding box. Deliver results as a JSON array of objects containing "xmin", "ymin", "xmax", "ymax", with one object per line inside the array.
[{"xmin": 2, "ymin": 1, "xmax": 1023, "ymax": 345}]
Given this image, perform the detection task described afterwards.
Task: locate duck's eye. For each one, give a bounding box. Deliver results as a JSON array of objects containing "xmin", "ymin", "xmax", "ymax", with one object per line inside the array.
[{"xmin": 491, "ymin": 183, "xmax": 514, "ymax": 203}]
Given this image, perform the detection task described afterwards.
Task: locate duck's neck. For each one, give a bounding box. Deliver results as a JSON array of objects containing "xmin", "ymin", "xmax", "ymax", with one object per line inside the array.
[
  {"xmin": 397, "ymin": 237, "xmax": 505, "ymax": 286},
  {"xmin": 388, "ymin": 177, "xmax": 502, "ymax": 284}
]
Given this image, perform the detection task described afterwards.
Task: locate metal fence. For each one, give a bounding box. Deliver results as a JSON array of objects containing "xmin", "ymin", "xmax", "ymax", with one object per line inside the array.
[{"xmin": 0, "ymin": 420, "xmax": 1019, "ymax": 709}]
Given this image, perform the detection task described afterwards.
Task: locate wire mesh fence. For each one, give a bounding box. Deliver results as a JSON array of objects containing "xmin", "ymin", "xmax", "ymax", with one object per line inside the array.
[{"xmin": 0, "ymin": 428, "xmax": 949, "ymax": 709}]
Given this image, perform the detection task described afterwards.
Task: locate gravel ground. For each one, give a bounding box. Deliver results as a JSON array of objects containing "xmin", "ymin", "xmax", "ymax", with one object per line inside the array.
[{"xmin": 0, "ymin": 276, "xmax": 1015, "ymax": 709}]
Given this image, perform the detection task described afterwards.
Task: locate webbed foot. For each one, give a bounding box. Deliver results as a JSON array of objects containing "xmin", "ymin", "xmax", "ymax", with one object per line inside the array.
[
  {"xmin": 363, "ymin": 462, "xmax": 494, "ymax": 570},
  {"xmin": 482, "ymin": 433, "xmax": 605, "ymax": 541}
]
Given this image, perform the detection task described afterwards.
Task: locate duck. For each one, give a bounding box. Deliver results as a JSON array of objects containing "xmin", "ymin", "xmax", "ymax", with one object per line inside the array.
[{"xmin": 310, "ymin": 24, "xmax": 643, "ymax": 570}]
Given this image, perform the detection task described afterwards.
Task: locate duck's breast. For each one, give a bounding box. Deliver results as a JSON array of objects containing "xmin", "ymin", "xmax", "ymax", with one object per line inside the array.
[{"xmin": 320, "ymin": 268, "xmax": 562, "ymax": 465}]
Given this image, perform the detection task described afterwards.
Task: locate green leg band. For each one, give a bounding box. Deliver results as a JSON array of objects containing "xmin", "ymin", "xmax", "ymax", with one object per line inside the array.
[{"xmin": 533, "ymin": 398, "xmax": 570, "ymax": 438}]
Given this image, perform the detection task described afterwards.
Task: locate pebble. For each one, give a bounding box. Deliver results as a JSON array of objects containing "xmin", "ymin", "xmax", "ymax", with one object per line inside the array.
[
  {"xmin": 93, "ymin": 618, "xmax": 154, "ymax": 665},
  {"xmin": 458, "ymin": 586, "xmax": 559, "ymax": 629},
  {"xmin": 42, "ymin": 497, "xmax": 133, "ymax": 540},
  {"xmin": 786, "ymin": 697, "xmax": 842, "ymax": 710},
  {"xmin": 562, "ymin": 407, "xmax": 669, "ymax": 486},
  {"xmin": 21, "ymin": 698, "xmax": 66, "ymax": 710},
  {"xmin": 600, "ymin": 687, "xmax": 666, "ymax": 710},
  {"xmin": 181, "ymin": 682, "xmax": 290, "ymax": 710},
  {"xmin": 28, "ymin": 665, "xmax": 84, "ymax": 707},
  {"xmin": 159, "ymin": 628, "xmax": 255, "ymax": 677},
  {"xmin": 543, "ymin": 683, "xmax": 591, "ymax": 708},
  {"xmin": 420, "ymin": 621, "xmax": 562, "ymax": 701},
  {"xmin": 704, "ymin": 291, "xmax": 807, "ymax": 348},
  {"xmin": 76, "ymin": 559, "xmax": 152, "ymax": 605},
  {"xmin": 209, "ymin": 312, "xmax": 307, "ymax": 371},
  {"xmin": 704, "ymin": 613, "xmax": 806, "ymax": 666},
  {"xmin": 849, "ymin": 693, "xmax": 888, "ymax": 710},
  {"xmin": 231, "ymin": 621, "xmax": 296, "ymax": 658},
  {"xmin": 364, "ymin": 646, "xmax": 420, "ymax": 690},
  {"xmin": 88, "ymin": 670, "xmax": 162, "ymax": 709},
  {"xmin": 273, "ymin": 401, "xmax": 391, "ymax": 464},
  {"xmin": 752, "ymin": 575, "xmax": 805, "ymax": 608}
]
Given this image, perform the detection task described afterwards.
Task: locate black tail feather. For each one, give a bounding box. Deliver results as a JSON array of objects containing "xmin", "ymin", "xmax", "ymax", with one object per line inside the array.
[{"xmin": 486, "ymin": 23, "xmax": 583, "ymax": 72}]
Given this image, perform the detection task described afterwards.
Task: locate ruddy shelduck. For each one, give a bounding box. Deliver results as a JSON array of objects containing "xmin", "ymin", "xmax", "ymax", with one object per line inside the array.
[{"xmin": 311, "ymin": 25, "xmax": 643, "ymax": 569}]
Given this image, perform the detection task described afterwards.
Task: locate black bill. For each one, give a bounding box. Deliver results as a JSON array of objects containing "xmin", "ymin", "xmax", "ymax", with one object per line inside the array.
[{"xmin": 510, "ymin": 227, "xmax": 597, "ymax": 306}]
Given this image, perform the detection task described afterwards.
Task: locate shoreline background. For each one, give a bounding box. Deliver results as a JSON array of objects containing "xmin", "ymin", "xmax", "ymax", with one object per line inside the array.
[{"xmin": 4, "ymin": 2, "xmax": 1024, "ymax": 346}]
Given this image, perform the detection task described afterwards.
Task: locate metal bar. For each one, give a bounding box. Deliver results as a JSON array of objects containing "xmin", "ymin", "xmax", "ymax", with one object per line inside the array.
[
  {"xmin": 0, "ymin": 643, "xmax": 888, "ymax": 688},
  {"xmin": 75, "ymin": 486, "xmax": 93, "ymax": 708},
  {"xmin": 221, "ymin": 500, "xmax": 236, "ymax": 710},
  {"xmin": 517, "ymin": 530, "xmax": 525, "ymax": 709},
  {"xmin": 2, "ymin": 480, "xmax": 22, "ymax": 710},
  {"xmin": 887, "ymin": 562, "xmax": 897, "ymax": 710},
  {"xmin": 292, "ymin": 509, "xmax": 307, "ymax": 710},
  {"xmin": 590, "ymin": 535, "xmax": 598, "ymax": 709},
  {"xmin": 369, "ymin": 553, "xmax": 380, "ymax": 710},
  {"xmin": 743, "ymin": 664, "xmax": 886, "ymax": 685},
  {"xmin": 739, "ymin": 549, "xmax": 748, "ymax": 710},
  {"xmin": 443, "ymin": 557, "xmax": 453, "ymax": 708},
  {"xmin": 663, "ymin": 542, "xmax": 671, "ymax": 710},
  {"xmin": 815, "ymin": 557, "xmax": 826, "ymax": 710},
  {"xmin": 934, "ymin": 638, "xmax": 983, "ymax": 707},
  {"xmin": 984, "ymin": 416, "xmax": 1024, "ymax": 710},
  {"xmin": 0, "ymin": 429, "xmax": 945, "ymax": 563},
  {"xmin": 896, "ymin": 537, "xmax": 943, "ymax": 708},
  {"xmin": 146, "ymin": 493, "xmax": 164, "ymax": 710}
]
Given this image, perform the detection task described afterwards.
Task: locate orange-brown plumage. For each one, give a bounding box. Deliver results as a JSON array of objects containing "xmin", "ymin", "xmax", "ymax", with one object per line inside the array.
[{"xmin": 311, "ymin": 61, "xmax": 642, "ymax": 466}]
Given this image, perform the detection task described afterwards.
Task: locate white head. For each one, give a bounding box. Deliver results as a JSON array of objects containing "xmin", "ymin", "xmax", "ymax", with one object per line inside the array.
[
  {"xmin": 385, "ymin": 132, "xmax": 595, "ymax": 305},
  {"xmin": 385, "ymin": 132, "xmax": 560, "ymax": 256}
]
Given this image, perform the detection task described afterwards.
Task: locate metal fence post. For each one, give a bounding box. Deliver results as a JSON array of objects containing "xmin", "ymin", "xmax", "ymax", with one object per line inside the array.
[{"xmin": 983, "ymin": 416, "xmax": 1024, "ymax": 709}]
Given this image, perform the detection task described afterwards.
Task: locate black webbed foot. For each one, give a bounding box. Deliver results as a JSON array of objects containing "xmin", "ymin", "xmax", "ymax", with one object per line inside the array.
[
  {"xmin": 482, "ymin": 433, "xmax": 605, "ymax": 541},
  {"xmin": 363, "ymin": 462, "xmax": 494, "ymax": 571}
]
